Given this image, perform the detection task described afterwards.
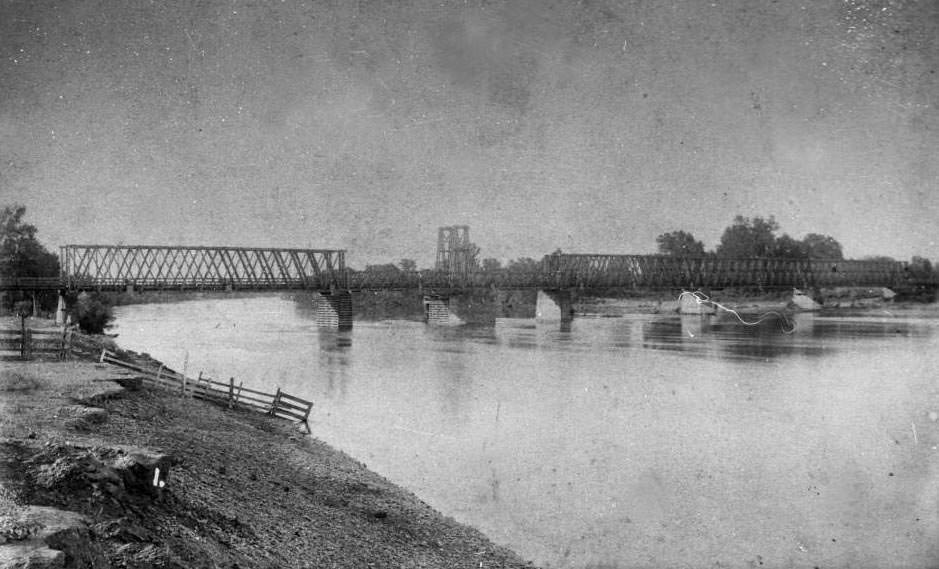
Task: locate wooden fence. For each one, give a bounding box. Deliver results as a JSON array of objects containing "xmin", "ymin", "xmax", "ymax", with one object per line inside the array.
[
  {"xmin": 0, "ymin": 325, "xmax": 104, "ymax": 361},
  {"xmin": 98, "ymin": 349, "xmax": 313, "ymax": 433}
]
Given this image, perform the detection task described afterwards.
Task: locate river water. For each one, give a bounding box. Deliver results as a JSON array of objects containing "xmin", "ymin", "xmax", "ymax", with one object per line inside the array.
[{"xmin": 111, "ymin": 296, "xmax": 939, "ymax": 568}]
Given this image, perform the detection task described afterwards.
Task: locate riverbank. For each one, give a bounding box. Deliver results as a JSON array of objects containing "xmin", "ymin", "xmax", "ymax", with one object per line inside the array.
[{"xmin": 0, "ymin": 353, "xmax": 534, "ymax": 567}]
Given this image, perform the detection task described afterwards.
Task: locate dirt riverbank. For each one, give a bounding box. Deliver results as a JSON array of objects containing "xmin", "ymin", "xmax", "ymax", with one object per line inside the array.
[{"xmin": 0, "ymin": 355, "xmax": 534, "ymax": 568}]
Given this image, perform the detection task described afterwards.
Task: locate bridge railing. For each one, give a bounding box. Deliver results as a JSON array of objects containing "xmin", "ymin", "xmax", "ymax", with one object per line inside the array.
[{"xmin": 0, "ymin": 277, "xmax": 64, "ymax": 291}]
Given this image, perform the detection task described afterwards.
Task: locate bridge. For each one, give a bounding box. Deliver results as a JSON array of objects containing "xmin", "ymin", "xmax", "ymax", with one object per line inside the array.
[
  {"xmin": 2, "ymin": 243, "xmax": 929, "ymax": 328},
  {"xmin": 10, "ymin": 244, "xmax": 911, "ymax": 291}
]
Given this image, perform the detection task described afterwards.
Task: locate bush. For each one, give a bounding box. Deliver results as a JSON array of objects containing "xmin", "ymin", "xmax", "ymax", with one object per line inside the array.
[{"xmin": 69, "ymin": 292, "xmax": 114, "ymax": 334}]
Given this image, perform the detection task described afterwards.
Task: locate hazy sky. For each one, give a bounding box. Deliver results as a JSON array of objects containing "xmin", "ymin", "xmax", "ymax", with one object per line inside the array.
[{"xmin": 1, "ymin": 0, "xmax": 936, "ymax": 267}]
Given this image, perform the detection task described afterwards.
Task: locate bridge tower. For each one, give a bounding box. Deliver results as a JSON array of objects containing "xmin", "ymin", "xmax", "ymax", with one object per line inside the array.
[
  {"xmin": 435, "ymin": 226, "xmax": 478, "ymax": 279},
  {"xmin": 426, "ymin": 226, "xmax": 481, "ymax": 324}
]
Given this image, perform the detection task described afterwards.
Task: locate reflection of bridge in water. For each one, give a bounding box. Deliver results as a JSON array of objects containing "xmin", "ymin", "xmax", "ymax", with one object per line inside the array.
[{"xmin": 1, "ymin": 244, "xmax": 932, "ymax": 329}]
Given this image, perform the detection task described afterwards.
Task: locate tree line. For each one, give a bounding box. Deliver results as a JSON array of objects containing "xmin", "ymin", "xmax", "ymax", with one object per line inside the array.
[
  {"xmin": 2, "ymin": 204, "xmax": 112, "ymax": 332},
  {"xmin": 655, "ymin": 215, "xmax": 847, "ymax": 260},
  {"xmin": 654, "ymin": 214, "xmax": 934, "ymax": 279}
]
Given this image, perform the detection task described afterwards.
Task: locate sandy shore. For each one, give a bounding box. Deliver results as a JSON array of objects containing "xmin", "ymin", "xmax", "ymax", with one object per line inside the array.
[{"xmin": 0, "ymin": 348, "xmax": 534, "ymax": 568}]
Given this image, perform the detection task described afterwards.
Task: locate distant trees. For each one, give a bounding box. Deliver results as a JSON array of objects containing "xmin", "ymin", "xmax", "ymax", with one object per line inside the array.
[
  {"xmin": 505, "ymin": 257, "xmax": 540, "ymax": 273},
  {"xmin": 399, "ymin": 259, "xmax": 417, "ymax": 272},
  {"xmin": 656, "ymin": 230, "xmax": 706, "ymax": 257},
  {"xmin": 480, "ymin": 258, "xmax": 502, "ymax": 272},
  {"xmin": 909, "ymin": 256, "xmax": 934, "ymax": 281},
  {"xmin": 802, "ymin": 233, "xmax": 843, "ymax": 260},
  {"xmin": 771, "ymin": 234, "xmax": 808, "ymax": 259},
  {"xmin": 715, "ymin": 215, "xmax": 780, "ymax": 258},
  {"xmin": 653, "ymin": 215, "xmax": 848, "ymax": 261}
]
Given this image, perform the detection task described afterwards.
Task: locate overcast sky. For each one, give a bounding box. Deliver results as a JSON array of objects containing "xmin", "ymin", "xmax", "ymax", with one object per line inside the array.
[{"xmin": 1, "ymin": 0, "xmax": 936, "ymax": 267}]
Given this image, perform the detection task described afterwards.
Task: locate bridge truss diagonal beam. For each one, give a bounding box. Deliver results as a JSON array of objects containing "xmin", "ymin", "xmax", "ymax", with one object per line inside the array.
[{"xmin": 61, "ymin": 245, "xmax": 346, "ymax": 291}]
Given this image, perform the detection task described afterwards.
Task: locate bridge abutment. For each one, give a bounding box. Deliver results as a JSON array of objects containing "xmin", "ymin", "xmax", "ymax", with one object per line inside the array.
[
  {"xmin": 535, "ymin": 290, "xmax": 573, "ymax": 322},
  {"xmin": 313, "ymin": 291, "xmax": 353, "ymax": 329}
]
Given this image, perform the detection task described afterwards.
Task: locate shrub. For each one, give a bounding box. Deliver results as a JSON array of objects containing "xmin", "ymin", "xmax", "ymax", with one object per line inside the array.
[{"xmin": 69, "ymin": 292, "xmax": 114, "ymax": 334}]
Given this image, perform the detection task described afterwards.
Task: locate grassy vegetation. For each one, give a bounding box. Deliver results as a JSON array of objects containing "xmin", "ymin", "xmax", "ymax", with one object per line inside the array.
[{"xmin": 0, "ymin": 369, "xmax": 40, "ymax": 392}]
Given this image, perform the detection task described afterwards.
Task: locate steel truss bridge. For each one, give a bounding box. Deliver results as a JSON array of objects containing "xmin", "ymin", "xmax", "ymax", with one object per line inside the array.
[{"xmin": 0, "ymin": 244, "xmax": 927, "ymax": 293}]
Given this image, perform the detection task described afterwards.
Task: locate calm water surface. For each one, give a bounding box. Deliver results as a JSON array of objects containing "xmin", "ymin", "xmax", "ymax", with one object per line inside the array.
[{"xmin": 112, "ymin": 297, "xmax": 939, "ymax": 568}]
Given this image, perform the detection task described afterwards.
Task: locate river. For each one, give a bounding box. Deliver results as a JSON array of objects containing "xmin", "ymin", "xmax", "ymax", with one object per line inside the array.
[{"xmin": 111, "ymin": 296, "xmax": 939, "ymax": 568}]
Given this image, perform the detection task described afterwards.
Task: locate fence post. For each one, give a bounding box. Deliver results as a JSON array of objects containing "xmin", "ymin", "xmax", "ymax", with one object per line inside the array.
[
  {"xmin": 229, "ymin": 377, "xmax": 235, "ymax": 408},
  {"xmin": 24, "ymin": 328, "xmax": 32, "ymax": 360},
  {"xmin": 269, "ymin": 387, "xmax": 281, "ymax": 416}
]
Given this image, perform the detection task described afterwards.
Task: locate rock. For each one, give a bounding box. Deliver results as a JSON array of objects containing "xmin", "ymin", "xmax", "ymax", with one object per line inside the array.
[
  {"xmin": 82, "ymin": 383, "xmax": 125, "ymax": 405},
  {"xmin": 0, "ymin": 506, "xmax": 107, "ymax": 569},
  {"xmin": 34, "ymin": 445, "xmax": 175, "ymax": 503},
  {"xmin": 789, "ymin": 289, "xmax": 821, "ymax": 311},
  {"xmin": 56, "ymin": 406, "xmax": 108, "ymax": 431},
  {"xmin": 109, "ymin": 448, "xmax": 175, "ymax": 497}
]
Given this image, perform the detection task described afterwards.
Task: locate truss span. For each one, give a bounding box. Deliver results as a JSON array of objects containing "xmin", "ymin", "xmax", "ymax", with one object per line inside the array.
[
  {"xmin": 60, "ymin": 245, "xmax": 347, "ymax": 291},
  {"xmin": 545, "ymin": 254, "xmax": 911, "ymax": 290}
]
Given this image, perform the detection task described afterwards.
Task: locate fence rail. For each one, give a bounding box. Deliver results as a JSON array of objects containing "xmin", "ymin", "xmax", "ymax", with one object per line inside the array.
[
  {"xmin": 0, "ymin": 325, "xmax": 103, "ymax": 361},
  {"xmin": 98, "ymin": 349, "xmax": 313, "ymax": 432}
]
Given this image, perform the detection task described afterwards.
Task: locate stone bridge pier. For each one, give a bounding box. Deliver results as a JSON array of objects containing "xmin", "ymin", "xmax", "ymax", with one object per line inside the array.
[
  {"xmin": 422, "ymin": 292, "xmax": 500, "ymax": 325},
  {"xmin": 313, "ymin": 291, "xmax": 353, "ymax": 329},
  {"xmin": 535, "ymin": 289, "xmax": 573, "ymax": 322},
  {"xmin": 422, "ymin": 289, "xmax": 574, "ymax": 326}
]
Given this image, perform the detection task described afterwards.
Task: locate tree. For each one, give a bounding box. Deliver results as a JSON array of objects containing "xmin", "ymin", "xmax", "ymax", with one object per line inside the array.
[
  {"xmin": 655, "ymin": 230, "xmax": 706, "ymax": 257},
  {"xmin": 67, "ymin": 291, "xmax": 114, "ymax": 334},
  {"xmin": 1, "ymin": 205, "xmax": 60, "ymax": 312},
  {"xmin": 505, "ymin": 257, "xmax": 540, "ymax": 273},
  {"xmin": 1, "ymin": 205, "xmax": 59, "ymax": 281},
  {"xmin": 802, "ymin": 233, "xmax": 843, "ymax": 260},
  {"xmin": 862, "ymin": 255, "xmax": 897, "ymax": 263},
  {"xmin": 772, "ymin": 234, "xmax": 808, "ymax": 259},
  {"xmin": 908, "ymin": 256, "xmax": 934, "ymax": 281},
  {"xmin": 481, "ymin": 258, "xmax": 502, "ymax": 272},
  {"xmin": 715, "ymin": 215, "xmax": 779, "ymax": 258},
  {"xmin": 364, "ymin": 263, "xmax": 400, "ymax": 273},
  {"xmin": 399, "ymin": 259, "xmax": 417, "ymax": 272}
]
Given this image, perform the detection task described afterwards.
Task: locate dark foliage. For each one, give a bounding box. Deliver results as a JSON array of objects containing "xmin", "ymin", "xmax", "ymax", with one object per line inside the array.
[
  {"xmin": 1, "ymin": 205, "xmax": 60, "ymax": 312},
  {"xmin": 68, "ymin": 292, "xmax": 114, "ymax": 334},
  {"xmin": 655, "ymin": 230, "xmax": 706, "ymax": 257}
]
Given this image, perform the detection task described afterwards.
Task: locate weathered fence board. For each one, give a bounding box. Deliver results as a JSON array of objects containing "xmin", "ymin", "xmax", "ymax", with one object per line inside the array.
[{"xmin": 98, "ymin": 349, "xmax": 312, "ymax": 432}]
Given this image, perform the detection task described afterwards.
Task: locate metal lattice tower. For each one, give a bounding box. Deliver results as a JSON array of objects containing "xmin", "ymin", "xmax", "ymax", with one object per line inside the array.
[{"xmin": 435, "ymin": 226, "xmax": 478, "ymax": 277}]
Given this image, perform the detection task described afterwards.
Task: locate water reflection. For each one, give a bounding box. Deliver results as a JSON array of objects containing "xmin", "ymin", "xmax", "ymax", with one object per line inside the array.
[
  {"xmin": 317, "ymin": 329, "xmax": 352, "ymax": 400},
  {"xmin": 632, "ymin": 312, "xmax": 935, "ymax": 361}
]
